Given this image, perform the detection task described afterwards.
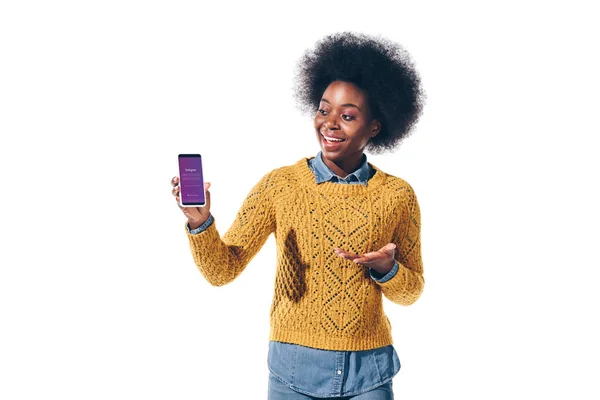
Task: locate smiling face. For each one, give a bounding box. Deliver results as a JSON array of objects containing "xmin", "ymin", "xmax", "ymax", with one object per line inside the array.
[{"xmin": 314, "ymin": 80, "xmax": 381, "ymax": 174}]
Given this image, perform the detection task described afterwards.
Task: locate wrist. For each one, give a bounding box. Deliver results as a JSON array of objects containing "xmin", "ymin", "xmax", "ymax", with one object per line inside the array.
[
  {"xmin": 372, "ymin": 259, "xmax": 395, "ymax": 275},
  {"xmin": 188, "ymin": 218, "xmax": 206, "ymax": 230}
]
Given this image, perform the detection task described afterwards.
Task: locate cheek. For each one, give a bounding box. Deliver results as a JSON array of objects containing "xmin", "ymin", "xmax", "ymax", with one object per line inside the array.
[
  {"xmin": 314, "ymin": 116, "xmax": 324, "ymax": 129},
  {"xmin": 346, "ymin": 127, "xmax": 371, "ymax": 144}
]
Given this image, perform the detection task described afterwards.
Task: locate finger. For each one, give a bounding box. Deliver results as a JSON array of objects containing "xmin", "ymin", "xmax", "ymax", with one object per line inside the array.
[
  {"xmin": 204, "ymin": 182, "xmax": 211, "ymax": 208},
  {"xmin": 172, "ymin": 186, "xmax": 180, "ymax": 197},
  {"xmin": 354, "ymin": 247, "xmax": 393, "ymax": 264},
  {"xmin": 354, "ymin": 244, "xmax": 396, "ymax": 265},
  {"xmin": 334, "ymin": 248, "xmax": 360, "ymax": 260},
  {"xmin": 171, "ymin": 176, "xmax": 179, "ymax": 187},
  {"xmin": 176, "ymin": 196, "xmax": 198, "ymax": 219},
  {"xmin": 352, "ymin": 253, "xmax": 378, "ymax": 264}
]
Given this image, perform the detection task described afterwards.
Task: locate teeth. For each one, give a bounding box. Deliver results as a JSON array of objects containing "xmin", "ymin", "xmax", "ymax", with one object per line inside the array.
[{"xmin": 323, "ymin": 135, "xmax": 344, "ymax": 142}]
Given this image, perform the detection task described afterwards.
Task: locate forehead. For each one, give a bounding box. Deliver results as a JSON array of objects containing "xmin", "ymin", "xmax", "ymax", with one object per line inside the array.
[{"xmin": 321, "ymin": 81, "xmax": 367, "ymax": 107}]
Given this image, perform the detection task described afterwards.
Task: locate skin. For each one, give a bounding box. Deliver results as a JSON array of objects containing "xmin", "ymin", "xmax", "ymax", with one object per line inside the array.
[
  {"xmin": 171, "ymin": 178, "xmax": 210, "ymax": 230},
  {"xmin": 314, "ymin": 81, "xmax": 381, "ymax": 177},
  {"xmin": 314, "ymin": 80, "xmax": 395, "ymax": 275},
  {"xmin": 171, "ymin": 80, "xmax": 395, "ymax": 275}
]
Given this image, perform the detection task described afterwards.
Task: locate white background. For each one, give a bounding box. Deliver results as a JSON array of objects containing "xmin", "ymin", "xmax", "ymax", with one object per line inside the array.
[{"xmin": 1, "ymin": 1, "xmax": 599, "ymax": 398}]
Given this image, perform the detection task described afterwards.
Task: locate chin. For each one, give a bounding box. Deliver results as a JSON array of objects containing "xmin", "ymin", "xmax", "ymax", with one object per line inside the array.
[{"xmin": 321, "ymin": 149, "xmax": 345, "ymax": 162}]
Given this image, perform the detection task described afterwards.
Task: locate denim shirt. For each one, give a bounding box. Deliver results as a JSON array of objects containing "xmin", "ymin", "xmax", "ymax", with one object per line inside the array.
[{"xmin": 186, "ymin": 151, "xmax": 401, "ymax": 397}]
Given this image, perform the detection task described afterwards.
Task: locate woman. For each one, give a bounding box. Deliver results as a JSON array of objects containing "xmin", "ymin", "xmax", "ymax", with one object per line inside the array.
[{"xmin": 171, "ymin": 32, "xmax": 425, "ymax": 399}]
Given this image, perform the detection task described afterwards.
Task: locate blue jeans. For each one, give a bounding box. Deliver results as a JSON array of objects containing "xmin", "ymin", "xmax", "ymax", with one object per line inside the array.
[{"xmin": 268, "ymin": 372, "xmax": 394, "ymax": 400}]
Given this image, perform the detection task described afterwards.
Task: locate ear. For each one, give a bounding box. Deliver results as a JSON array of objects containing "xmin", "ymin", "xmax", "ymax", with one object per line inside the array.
[{"xmin": 371, "ymin": 120, "xmax": 382, "ymax": 137}]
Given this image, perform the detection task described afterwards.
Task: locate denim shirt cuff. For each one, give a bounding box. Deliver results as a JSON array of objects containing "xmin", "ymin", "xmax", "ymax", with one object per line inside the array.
[
  {"xmin": 187, "ymin": 214, "xmax": 214, "ymax": 234},
  {"xmin": 369, "ymin": 261, "xmax": 399, "ymax": 283}
]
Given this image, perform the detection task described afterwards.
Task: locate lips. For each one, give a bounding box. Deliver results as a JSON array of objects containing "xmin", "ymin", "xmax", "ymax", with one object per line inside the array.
[
  {"xmin": 320, "ymin": 132, "xmax": 346, "ymax": 142},
  {"xmin": 320, "ymin": 133, "xmax": 346, "ymax": 151}
]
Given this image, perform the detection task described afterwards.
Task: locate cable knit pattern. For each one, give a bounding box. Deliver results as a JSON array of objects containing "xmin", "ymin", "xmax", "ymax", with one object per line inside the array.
[{"xmin": 185, "ymin": 157, "xmax": 424, "ymax": 351}]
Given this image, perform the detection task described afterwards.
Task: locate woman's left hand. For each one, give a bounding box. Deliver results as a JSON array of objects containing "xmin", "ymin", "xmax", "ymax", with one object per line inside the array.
[{"xmin": 334, "ymin": 243, "xmax": 397, "ymax": 275}]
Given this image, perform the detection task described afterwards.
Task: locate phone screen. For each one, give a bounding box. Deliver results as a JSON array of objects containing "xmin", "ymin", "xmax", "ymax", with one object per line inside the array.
[{"xmin": 178, "ymin": 154, "xmax": 205, "ymax": 206}]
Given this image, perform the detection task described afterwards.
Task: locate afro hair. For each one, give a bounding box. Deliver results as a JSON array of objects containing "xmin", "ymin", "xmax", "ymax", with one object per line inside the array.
[{"xmin": 293, "ymin": 32, "xmax": 425, "ymax": 154}]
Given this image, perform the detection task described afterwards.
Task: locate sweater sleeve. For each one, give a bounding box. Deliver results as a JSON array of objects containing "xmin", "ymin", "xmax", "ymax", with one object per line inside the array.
[
  {"xmin": 184, "ymin": 170, "xmax": 277, "ymax": 286},
  {"xmin": 376, "ymin": 184, "xmax": 425, "ymax": 305}
]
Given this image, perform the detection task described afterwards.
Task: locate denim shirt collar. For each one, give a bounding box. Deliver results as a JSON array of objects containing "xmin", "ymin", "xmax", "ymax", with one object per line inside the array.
[{"xmin": 308, "ymin": 151, "xmax": 372, "ymax": 185}]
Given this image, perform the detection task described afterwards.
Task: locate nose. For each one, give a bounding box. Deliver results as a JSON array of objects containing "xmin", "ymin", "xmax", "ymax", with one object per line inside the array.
[{"xmin": 324, "ymin": 115, "xmax": 340, "ymax": 130}]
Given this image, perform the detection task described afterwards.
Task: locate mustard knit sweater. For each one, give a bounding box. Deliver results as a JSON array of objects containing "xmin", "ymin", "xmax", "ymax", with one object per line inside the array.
[{"xmin": 185, "ymin": 157, "xmax": 424, "ymax": 351}]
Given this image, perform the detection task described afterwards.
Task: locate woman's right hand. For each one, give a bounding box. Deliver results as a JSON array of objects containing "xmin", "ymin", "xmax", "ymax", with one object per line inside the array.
[{"xmin": 171, "ymin": 176, "xmax": 211, "ymax": 230}]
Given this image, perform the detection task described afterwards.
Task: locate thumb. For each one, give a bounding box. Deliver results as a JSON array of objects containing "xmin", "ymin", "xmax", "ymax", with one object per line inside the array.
[
  {"xmin": 384, "ymin": 243, "xmax": 397, "ymax": 254},
  {"xmin": 204, "ymin": 182, "xmax": 211, "ymax": 206}
]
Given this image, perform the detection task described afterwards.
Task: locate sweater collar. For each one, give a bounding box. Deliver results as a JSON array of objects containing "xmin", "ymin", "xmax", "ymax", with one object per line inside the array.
[{"xmin": 295, "ymin": 156, "xmax": 387, "ymax": 194}]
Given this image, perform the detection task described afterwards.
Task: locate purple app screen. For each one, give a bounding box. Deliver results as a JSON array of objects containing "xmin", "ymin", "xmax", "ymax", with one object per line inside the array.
[{"xmin": 178, "ymin": 155, "xmax": 205, "ymax": 205}]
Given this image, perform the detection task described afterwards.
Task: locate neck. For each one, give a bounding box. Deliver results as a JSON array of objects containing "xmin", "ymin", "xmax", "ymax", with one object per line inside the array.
[{"xmin": 321, "ymin": 152, "xmax": 364, "ymax": 178}]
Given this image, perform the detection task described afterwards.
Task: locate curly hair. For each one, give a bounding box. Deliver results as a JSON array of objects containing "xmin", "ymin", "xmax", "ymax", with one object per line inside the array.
[{"xmin": 293, "ymin": 32, "xmax": 425, "ymax": 154}]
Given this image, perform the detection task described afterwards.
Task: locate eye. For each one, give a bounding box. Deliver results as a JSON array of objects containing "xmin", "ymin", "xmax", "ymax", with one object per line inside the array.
[
  {"xmin": 318, "ymin": 109, "xmax": 328, "ymax": 116},
  {"xmin": 342, "ymin": 114, "xmax": 355, "ymax": 121}
]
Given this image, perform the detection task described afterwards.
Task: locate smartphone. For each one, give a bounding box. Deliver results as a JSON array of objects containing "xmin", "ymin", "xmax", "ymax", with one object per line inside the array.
[{"xmin": 178, "ymin": 154, "xmax": 206, "ymax": 207}]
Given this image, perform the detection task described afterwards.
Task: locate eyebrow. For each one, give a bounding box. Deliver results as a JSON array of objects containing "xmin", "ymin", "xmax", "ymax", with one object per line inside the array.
[{"xmin": 321, "ymin": 98, "xmax": 362, "ymax": 112}]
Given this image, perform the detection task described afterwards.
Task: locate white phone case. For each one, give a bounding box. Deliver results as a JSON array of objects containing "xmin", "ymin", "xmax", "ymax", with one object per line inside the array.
[{"xmin": 178, "ymin": 154, "xmax": 206, "ymax": 207}]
